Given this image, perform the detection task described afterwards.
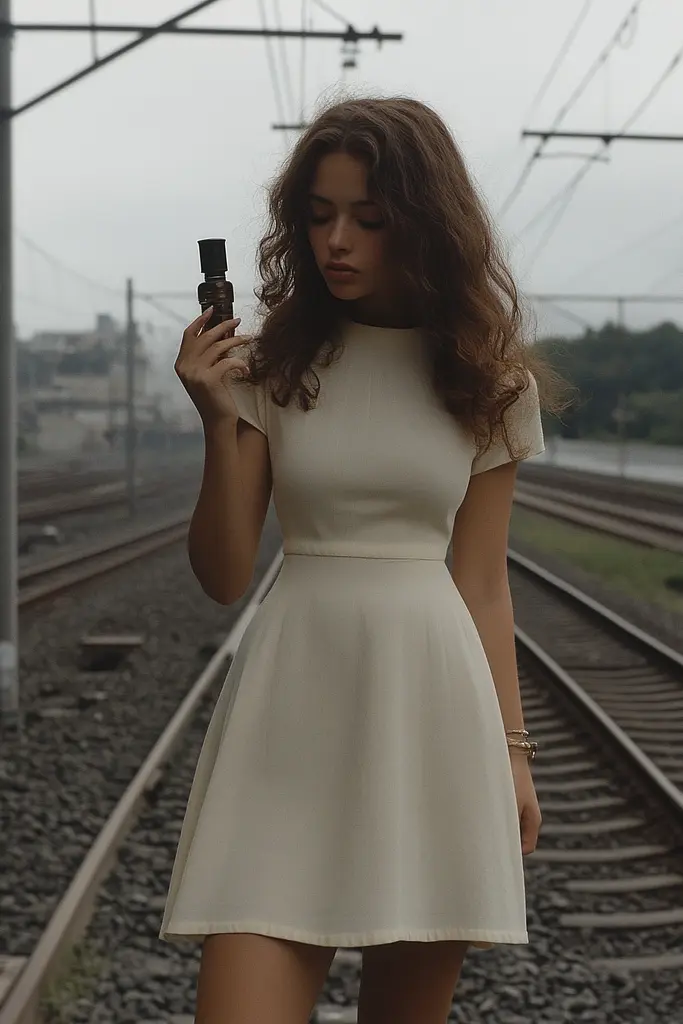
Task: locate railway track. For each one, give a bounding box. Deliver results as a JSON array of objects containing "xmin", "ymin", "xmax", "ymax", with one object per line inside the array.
[
  {"xmin": 514, "ymin": 467, "xmax": 683, "ymax": 554},
  {"xmin": 18, "ymin": 516, "xmax": 190, "ymax": 609},
  {"xmin": 519, "ymin": 463, "xmax": 683, "ymax": 516},
  {"xmin": 18, "ymin": 479, "xmax": 155, "ymax": 525},
  {"xmin": 18, "ymin": 463, "xmax": 111, "ymax": 498},
  {"xmin": 18, "ymin": 458, "xmax": 200, "ymax": 526},
  {"xmin": 17, "ymin": 464, "xmax": 683, "ymax": 558},
  {"xmin": 509, "ymin": 553, "xmax": 683, "ymax": 976},
  {"xmin": 2, "ymin": 544, "xmax": 682, "ymax": 1024}
]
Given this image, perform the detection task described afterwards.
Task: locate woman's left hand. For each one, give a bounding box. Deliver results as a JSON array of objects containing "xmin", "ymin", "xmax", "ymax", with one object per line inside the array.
[{"xmin": 510, "ymin": 754, "xmax": 542, "ymax": 855}]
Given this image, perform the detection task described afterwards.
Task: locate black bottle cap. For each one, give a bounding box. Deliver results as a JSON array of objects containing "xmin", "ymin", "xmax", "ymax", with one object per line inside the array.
[{"xmin": 198, "ymin": 238, "xmax": 228, "ymax": 276}]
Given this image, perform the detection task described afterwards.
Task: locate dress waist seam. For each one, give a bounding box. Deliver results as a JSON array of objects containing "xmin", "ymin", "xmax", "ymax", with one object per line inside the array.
[{"xmin": 282, "ymin": 546, "xmax": 446, "ymax": 561}]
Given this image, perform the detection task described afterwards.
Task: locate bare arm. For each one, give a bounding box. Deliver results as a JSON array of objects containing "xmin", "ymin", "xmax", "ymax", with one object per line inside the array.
[
  {"xmin": 174, "ymin": 308, "xmax": 273, "ymax": 605},
  {"xmin": 452, "ymin": 460, "xmax": 542, "ymax": 855},
  {"xmin": 188, "ymin": 418, "xmax": 272, "ymax": 605},
  {"xmin": 449, "ymin": 461, "xmax": 525, "ymax": 733}
]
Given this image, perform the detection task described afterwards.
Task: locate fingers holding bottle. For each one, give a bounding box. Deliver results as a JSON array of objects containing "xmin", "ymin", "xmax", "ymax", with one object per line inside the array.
[{"xmin": 174, "ymin": 309, "xmax": 251, "ymax": 426}]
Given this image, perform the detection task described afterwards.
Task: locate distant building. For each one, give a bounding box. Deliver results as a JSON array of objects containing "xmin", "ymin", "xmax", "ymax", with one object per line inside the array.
[{"xmin": 17, "ymin": 313, "xmax": 165, "ymax": 455}]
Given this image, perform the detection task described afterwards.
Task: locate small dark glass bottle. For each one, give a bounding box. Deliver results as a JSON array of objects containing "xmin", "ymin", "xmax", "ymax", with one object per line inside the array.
[{"xmin": 197, "ymin": 238, "xmax": 235, "ymax": 331}]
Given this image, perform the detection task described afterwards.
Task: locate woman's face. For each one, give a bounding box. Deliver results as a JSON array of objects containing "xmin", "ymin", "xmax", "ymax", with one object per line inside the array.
[{"xmin": 307, "ymin": 152, "xmax": 396, "ymax": 305}]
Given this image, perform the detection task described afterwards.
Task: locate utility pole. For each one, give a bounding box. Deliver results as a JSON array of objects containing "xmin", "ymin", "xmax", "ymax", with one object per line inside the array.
[
  {"xmin": 0, "ymin": 0, "xmax": 18, "ymax": 723},
  {"xmin": 125, "ymin": 279, "xmax": 136, "ymax": 517},
  {"xmin": 615, "ymin": 298, "xmax": 628, "ymax": 478}
]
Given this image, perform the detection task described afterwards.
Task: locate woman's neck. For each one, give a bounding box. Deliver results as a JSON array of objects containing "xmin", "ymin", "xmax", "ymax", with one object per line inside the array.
[{"xmin": 349, "ymin": 293, "xmax": 417, "ymax": 330}]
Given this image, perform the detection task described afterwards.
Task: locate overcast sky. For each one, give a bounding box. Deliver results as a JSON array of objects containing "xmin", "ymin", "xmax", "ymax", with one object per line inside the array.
[{"xmin": 10, "ymin": 0, "xmax": 683, "ymax": 386}]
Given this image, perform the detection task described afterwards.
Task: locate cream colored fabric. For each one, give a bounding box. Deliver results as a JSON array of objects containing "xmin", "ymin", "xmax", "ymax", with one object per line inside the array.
[{"xmin": 160, "ymin": 322, "xmax": 544, "ymax": 949}]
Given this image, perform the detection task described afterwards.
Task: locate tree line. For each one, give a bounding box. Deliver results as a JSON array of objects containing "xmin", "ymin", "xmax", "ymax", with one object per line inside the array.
[{"xmin": 537, "ymin": 321, "xmax": 683, "ymax": 446}]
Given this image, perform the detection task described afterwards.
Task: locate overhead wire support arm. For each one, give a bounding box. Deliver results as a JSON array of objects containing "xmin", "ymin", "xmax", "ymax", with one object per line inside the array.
[
  {"xmin": 5, "ymin": 14, "xmax": 402, "ymax": 130},
  {"xmin": 523, "ymin": 129, "xmax": 683, "ymax": 144},
  {"xmin": 1, "ymin": 0, "xmax": 223, "ymax": 121},
  {"xmin": 530, "ymin": 292, "xmax": 683, "ymax": 304},
  {"xmin": 9, "ymin": 22, "xmax": 403, "ymax": 43}
]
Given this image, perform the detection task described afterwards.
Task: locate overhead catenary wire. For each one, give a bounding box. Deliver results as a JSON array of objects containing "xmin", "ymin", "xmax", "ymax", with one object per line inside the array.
[
  {"xmin": 522, "ymin": 36, "xmax": 683, "ymax": 271},
  {"xmin": 562, "ymin": 208, "xmax": 683, "ymax": 287},
  {"xmin": 645, "ymin": 257, "xmax": 683, "ymax": 294},
  {"xmin": 17, "ymin": 232, "xmax": 123, "ymax": 297},
  {"xmin": 523, "ymin": 186, "xmax": 579, "ymax": 275},
  {"xmin": 16, "ymin": 232, "xmax": 195, "ymax": 329},
  {"xmin": 499, "ymin": 0, "xmax": 645, "ymax": 217},
  {"xmin": 310, "ymin": 0, "xmax": 348, "ymax": 28},
  {"xmin": 523, "ymin": 0, "xmax": 596, "ymax": 127},
  {"xmin": 136, "ymin": 293, "xmax": 190, "ymax": 326},
  {"xmin": 617, "ymin": 40, "xmax": 682, "ymax": 127},
  {"xmin": 537, "ymin": 299, "xmax": 594, "ymax": 330},
  {"xmin": 271, "ymin": 0, "xmax": 296, "ymax": 125},
  {"xmin": 257, "ymin": 0, "xmax": 290, "ymax": 143}
]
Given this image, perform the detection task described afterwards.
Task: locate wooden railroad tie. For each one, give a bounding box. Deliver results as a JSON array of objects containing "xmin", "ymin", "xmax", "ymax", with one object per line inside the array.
[{"xmin": 79, "ymin": 634, "xmax": 145, "ymax": 672}]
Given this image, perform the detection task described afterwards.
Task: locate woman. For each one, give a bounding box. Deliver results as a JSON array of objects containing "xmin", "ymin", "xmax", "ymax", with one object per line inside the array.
[{"xmin": 163, "ymin": 96, "xmax": 556, "ymax": 1024}]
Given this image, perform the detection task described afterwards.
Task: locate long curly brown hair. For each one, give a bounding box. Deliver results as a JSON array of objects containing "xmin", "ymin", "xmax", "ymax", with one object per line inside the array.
[{"xmin": 244, "ymin": 95, "xmax": 561, "ymax": 458}]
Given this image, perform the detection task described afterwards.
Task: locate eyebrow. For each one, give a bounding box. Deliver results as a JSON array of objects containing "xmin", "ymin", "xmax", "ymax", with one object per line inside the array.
[{"xmin": 308, "ymin": 193, "xmax": 379, "ymax": 209}]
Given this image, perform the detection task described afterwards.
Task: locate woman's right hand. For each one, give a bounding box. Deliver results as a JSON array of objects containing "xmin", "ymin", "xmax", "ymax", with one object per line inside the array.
[{"xmin": 174, "ymin": 307, "xmax": 251, "ymax": 428}]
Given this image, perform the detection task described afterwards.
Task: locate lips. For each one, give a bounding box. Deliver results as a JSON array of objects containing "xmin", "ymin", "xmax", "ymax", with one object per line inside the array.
[{"xmin": 325, "ymin": 262, "xmax": 358, "ymax": 274}]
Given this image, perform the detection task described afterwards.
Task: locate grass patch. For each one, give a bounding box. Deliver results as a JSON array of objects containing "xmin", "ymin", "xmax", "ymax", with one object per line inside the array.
[
  {"xmin": 40, "ymin": 941, "xmax": 104, "ymax": 1024},
  {"xmin": 509, "ymin": 506, "xmax": 683, "ymax": 617}
]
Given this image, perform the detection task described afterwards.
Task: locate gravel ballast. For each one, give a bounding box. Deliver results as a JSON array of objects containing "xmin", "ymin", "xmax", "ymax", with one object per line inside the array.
[
  {"xmin": 0, "ymin": 507, "xmax": 282, "ymax": 959},
  {"xmin": 58, "ymin": 607, "xmax": 683, "ymax": 1024}
]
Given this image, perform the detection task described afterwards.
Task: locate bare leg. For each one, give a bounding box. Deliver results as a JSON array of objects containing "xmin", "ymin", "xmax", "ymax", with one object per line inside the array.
[
  {"xmin": 195, "ymin": 933, "xmax": 337, "ymax": 1024},
  {"xmin": 357, "ymin": 940, "xmax": 468, "ymax": 1024}
]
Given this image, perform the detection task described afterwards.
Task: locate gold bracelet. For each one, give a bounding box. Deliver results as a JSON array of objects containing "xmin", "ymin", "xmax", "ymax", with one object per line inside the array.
[
  {"xmin": 505, "ymin": 729, "xmax": 529, "ymax": 738},
  {"xmin": 506, "ymin": 738, "xmax": 538, "ymax": 761}
]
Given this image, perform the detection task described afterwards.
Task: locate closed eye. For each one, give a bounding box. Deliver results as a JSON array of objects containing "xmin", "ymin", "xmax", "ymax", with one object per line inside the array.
[{"xmin": 307, "ymin": 212, "xmax": 384, "ymax": 230}]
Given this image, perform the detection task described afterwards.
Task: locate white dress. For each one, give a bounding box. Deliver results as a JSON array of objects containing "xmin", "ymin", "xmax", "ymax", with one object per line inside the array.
[{"xmin": 160, "ymin": 321, "xmax": 545, "ymax": 949}]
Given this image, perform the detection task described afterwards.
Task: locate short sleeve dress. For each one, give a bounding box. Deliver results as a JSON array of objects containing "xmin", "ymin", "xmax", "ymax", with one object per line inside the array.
[{"xmin": 160, "ymin": 320, "xmax": 545, "ymax": 949}]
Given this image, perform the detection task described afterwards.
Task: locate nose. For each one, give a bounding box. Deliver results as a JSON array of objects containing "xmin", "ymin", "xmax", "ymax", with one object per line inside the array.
[{"xmin": 328, "ymin": 215, "xmax": 352, "ymax": 254}]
